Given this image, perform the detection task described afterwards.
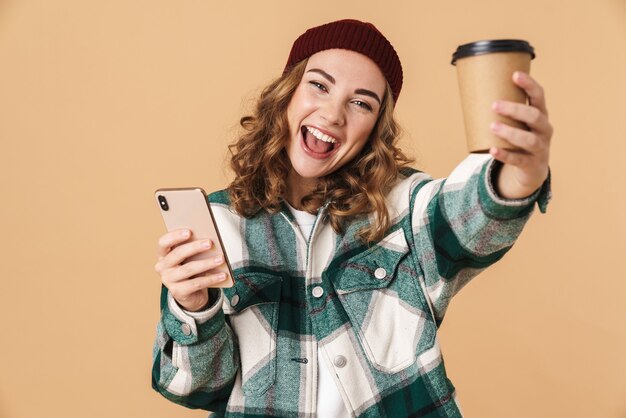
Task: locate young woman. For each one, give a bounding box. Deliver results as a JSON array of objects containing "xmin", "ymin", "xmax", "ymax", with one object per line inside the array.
[{"xmin": 152, "ymin": 19, "xmax": 552, "ymax": 417}]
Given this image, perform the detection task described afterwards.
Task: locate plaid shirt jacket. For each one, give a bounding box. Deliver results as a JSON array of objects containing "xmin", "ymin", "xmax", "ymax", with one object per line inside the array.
[{"xmin": 152, "ymin": 154, "xmax": 551, "ymax": 417}]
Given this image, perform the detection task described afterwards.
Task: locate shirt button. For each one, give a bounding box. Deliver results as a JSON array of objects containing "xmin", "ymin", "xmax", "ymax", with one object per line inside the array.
[
  {"xmin": 181, "ymin": 323, "xmax": 192, "ymax": 336},
  {"xmin": 312, "ymin": 286, "xmax": 324, "ymax": 298},
  {"xmin": 374, "ymin": 267, "xmax": 387, "ymax": 279},
  {"xmin": 231, "ymin": 294, "xmax": 240, "ymax": 307},
  {"xmin": 333, "ymin": 355, "xmax": 347, "ymax": 368}
]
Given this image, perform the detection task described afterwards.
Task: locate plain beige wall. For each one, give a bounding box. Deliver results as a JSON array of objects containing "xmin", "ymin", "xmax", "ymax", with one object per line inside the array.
[{"xmin": 1, "ymin": 0, "xmax": 624, "ymax": 417}]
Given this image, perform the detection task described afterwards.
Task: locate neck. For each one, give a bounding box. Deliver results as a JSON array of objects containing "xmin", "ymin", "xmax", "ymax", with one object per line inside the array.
[{"xmin": 285, "ymin": 170, "xmax": 319, "ymax": 210}]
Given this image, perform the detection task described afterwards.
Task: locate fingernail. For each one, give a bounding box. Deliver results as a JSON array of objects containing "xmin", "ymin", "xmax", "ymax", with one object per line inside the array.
[
  {"xmin": 202, "ymin": 240, "xmax": 212, "ymax": 248},
  {"xmin": 213, "ymin": 254, "xmax": 223, "ymax": 263},
  {"xmin": 514, "ymin": 71, "xmax": 522, "ymax": 81},
  {"xmin": 182, "ymin": 230, "xmax": 190, "ymax": 237},
  {"xmin": 492, "ymin": 101, "xmax": 501, "ymax": 110},
  {"xmin": 213, "ymin": 273, "xmax": 226, "ymax": 282},
  {"xmin": 490, "ymin": 122, "xmax": 500, "ymax": 131}
]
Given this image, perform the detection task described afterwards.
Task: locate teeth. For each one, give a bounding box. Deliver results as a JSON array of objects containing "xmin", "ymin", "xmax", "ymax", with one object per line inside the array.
[{"xmin": 306, "ymin": 126, "xmax": 336, "ymax": 143}]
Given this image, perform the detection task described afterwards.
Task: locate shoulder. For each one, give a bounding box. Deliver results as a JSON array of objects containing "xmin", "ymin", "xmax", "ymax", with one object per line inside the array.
[
  {"xmin": 207, "ymin": 188, "xmax": 275, "ymax": 224},
  {"xmin": 386, "ymin": 167, "xmax": 433, "ymax": 205},
  {"xmin": 397, "ymin": 166, "xmax": 433, "ymax": 189},
  {"xmin": 207, "ymin": 189, "xmax": 231, "ymax": 206},
  {"xmin": 375, "ymin": 167, "xmax": 433, "ymax": 227},
  {"xmin": 398, "ymin": 166, "xmax": 422, "ymax": 178}
]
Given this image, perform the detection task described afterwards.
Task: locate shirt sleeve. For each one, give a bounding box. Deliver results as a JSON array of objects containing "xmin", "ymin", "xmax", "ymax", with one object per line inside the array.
[
  {"xmin": 151, "ymin": 285, "xmax": 238, "ymax": 412},
  {"xmin": 408, "ymin": 154, "xmax": 551, "ymax": 324}
]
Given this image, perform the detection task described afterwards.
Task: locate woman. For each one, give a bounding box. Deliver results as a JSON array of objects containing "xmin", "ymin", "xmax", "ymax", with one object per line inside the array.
[{"xmin": 152, "ymin": 19, "xmax": 552, "ymax": 417}]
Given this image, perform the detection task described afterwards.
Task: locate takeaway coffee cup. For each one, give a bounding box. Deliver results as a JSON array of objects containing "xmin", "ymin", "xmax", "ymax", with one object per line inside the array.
[{"xmin": 452, "ymin": 39, "xmax": 536, "ymax": 153}]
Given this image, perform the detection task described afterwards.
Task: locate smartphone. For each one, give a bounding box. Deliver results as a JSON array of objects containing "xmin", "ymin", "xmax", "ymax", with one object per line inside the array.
[{"xmin": 155, "ymin": 187, "xmax": 234, "ymax": 288}]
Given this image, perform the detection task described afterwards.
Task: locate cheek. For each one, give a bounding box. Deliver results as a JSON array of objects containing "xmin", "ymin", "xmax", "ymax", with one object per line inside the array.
[
  {"xmin": 345, "ymin": 121, "xmax": 377, "ymax": 157},
  {"xmin": 288, "ymin": 84, "xmax": 311, "ymax": 111},
  {"xmin": 354, "ymin": 119, "xmax": 377, "ymax": 145},
  {"xmin": 287, "ymin": 95, "xmax": 305, "ymax": 133},
  {"xmin": 343, "ymin": 127, "xmax": 374, "ymax": 161}
]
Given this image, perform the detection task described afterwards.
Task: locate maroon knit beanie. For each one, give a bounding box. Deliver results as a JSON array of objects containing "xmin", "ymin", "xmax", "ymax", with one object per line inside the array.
[{"xmin": 283, "ymin": 19, "xmax": 403, "ymax": 105}]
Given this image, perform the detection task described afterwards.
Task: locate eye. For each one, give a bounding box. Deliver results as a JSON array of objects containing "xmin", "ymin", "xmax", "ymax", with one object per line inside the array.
[
  {"xmin": 352, "ymin": 100, "xmax": 373, "ymax": 112},
  {"xmin": 308, "ymin": 81, "xmax": 328, "ymax": 92}
]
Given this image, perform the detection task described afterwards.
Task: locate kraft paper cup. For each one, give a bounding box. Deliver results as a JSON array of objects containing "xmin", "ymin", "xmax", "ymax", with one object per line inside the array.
[{"xmin": 452, "ymin": 39, "xmax": 536, "ymax": 153}]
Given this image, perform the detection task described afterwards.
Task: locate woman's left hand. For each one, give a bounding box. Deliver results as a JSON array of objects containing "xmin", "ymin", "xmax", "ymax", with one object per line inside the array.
[{"xmin": 489, "ymin": 71, "xmax": 553, "ymax": 199}]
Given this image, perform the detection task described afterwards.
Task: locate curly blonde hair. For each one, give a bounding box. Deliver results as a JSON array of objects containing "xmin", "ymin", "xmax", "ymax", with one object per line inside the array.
[{"xmin": 227, "ymin": 59, "xmax": 414, "ymax": 243}]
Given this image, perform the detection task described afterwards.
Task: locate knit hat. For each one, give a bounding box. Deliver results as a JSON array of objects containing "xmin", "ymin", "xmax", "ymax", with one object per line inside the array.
[{"xmin": 283, "ymin": 19, "xmax": 403, "ymax": 104}]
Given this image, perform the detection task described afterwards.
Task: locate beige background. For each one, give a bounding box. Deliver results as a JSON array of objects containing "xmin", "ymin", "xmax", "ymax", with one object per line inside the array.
[{"xmin": 1, "ymin": 0, "xmax": 624, "ymax": 417}]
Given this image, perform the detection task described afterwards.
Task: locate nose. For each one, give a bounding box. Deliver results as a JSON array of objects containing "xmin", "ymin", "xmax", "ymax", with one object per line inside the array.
[{"xmin": 320, "ymin": 98, "xmax": 345, "ymax": 126}]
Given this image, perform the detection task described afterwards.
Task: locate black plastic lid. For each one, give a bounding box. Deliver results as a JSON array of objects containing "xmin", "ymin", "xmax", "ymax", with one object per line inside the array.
[{"xmin": 451, "ymin": 39, "xmax": 535, "ymax": 65}]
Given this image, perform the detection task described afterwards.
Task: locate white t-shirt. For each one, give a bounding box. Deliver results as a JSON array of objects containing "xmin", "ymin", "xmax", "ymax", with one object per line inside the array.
[{"xmin": 286, "ymin": 203, "xmax": 351, "ymax": 418}]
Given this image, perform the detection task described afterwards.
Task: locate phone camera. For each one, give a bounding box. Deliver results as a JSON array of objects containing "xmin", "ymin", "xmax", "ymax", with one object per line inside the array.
[{"xmin": 158, "ymin": 195, "xmax": 169, "ymax": 211}]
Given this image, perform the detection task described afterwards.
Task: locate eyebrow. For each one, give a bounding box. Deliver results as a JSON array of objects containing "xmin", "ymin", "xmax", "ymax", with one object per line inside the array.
[{"xmin": 306, "ymin": 68, "xmax": 382, "ymax": 105}]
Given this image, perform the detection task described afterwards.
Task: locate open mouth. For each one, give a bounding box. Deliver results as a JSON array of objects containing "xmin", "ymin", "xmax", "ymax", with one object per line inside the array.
[{"xmin": 301, "ymin": 126, "xmax": 340, "ymax": 157}]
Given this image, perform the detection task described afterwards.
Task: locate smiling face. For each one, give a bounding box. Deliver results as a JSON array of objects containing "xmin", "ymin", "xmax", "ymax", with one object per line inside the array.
[{"xmin": 285, "ymin": 49, "xmax": 387, "ymax": 198}]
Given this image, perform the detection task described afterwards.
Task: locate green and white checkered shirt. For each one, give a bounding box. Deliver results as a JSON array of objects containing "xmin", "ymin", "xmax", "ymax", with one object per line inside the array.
[{"xmin": 152, "ymin": 154, "xmax": 550, "ymax": 417}]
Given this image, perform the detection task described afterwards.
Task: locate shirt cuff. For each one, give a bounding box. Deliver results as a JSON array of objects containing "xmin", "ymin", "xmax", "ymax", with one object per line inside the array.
[
  {"xmin": 161, "ymin": 286, "xmax": 226, "ymax": 345},
  {"xmin": 177, "ymin": 289, "xmax": 223, "ymax": 324},
  {"xmin": 479, "ymin": 158, "xmax": 552, "ymax": 219}
]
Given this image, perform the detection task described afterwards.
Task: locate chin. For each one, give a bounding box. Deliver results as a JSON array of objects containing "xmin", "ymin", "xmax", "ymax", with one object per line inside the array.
[{"xmin": 292, "ymin": 164, "xmax": 328, "ymax": 180}]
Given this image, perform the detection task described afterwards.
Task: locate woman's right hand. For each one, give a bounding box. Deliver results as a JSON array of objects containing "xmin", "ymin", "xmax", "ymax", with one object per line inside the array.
[{"xmin": 154, "ymin": 228, "xmax": 226, "ymax": 312}]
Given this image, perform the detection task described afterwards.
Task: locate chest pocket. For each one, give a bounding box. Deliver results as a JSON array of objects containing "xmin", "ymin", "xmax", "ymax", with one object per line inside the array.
[
  {"xmin": 332, "ymin": 229, "xmax": 436, "ymax": 374},
  {"xmin": 222, "ymin": 272, "xmax": 282, "ymax": 396}
]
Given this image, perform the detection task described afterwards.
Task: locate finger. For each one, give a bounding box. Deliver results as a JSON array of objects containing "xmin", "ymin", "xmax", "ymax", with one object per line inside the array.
[
  {"xmin": 171, "ymin": 273, "xmax": 227, "ymax": 299},
  {"xmin": 492, "ymin": 100, "xmax": 550, "ymax": 133},
  {"xmin": 490, "ymin": 121, "xmax": 544, "ymax": 153},
  {"xmin": 489, "ymin": 146, "xmax": 532, "ymax": 168},
  {"xmin": 512, "ymin": 71, "xmax": 548, "ymax": 116},
  {"xmin": 157, "ymin": 228, "xmax": 191, "ymax": 258},
  {"xmin": 165, "ymin": 238, "xmax": 214, "ymax": 269},
  {"xmin": 155, "ymin": 238, "xmax": 213, "ymax": 273},
  {"xmin": 163, "ymin": 254, "xmax": 225, "ymax": 284}
]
